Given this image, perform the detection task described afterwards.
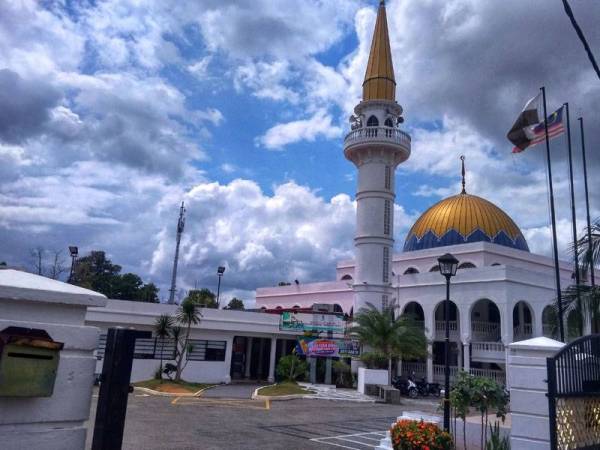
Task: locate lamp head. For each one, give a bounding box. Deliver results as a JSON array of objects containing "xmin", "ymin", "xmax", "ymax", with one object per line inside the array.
[
  {"xmin": 69, "ymin": 246, "xmax": 78, "ymax": 258},
  {"xmin": 437, "ymin": 253, "xmax": 459, "ymax": 277},
  {"xmin": 217, "ymin": 266, "xmax": 226, "ymax": 275}
]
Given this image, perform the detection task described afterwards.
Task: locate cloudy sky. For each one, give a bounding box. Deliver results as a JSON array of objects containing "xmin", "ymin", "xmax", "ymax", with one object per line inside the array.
[{"xmin": 1, "ymin": 0, "xmax": 599, "ymax": 305}]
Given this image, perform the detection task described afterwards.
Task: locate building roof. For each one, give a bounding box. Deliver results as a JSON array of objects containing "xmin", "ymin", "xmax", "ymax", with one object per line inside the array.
[
  {"xmin": 403, "ymin": 192, "xmax": 529, "ymax": 252},
  {"xmin": 362, "ymin": 0, "xmax": 396, "ymax": 101}
]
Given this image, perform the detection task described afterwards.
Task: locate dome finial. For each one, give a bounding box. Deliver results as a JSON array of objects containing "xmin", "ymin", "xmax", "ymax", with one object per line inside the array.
[{"xmin": 460, "ymin": 155, "xmax": 466, "ymax": 194}]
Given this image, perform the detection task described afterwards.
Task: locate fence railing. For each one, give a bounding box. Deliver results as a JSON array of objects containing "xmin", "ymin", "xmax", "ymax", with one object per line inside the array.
[
  {"xmin": 435, "ymin": 320, "xmax": 459, "ymax": 339},
  {"xmin": 344, "ymin": 126, "xmax": 411, "ymax": 148},
  {"xmin": 401, "ymin": 362, "xmax": 426, "ymax": 378},
  {"xmin": 433, "ymin": 365, "xmax": 459, "ymax": 383},
  {"xmin": 469, "ymin": 368, "xmax": 506, "ymax": 385},
  {"xmin": 513, "ymin": 323, "xmax": 533, "ymax": 340},
  {"xmin": 471, "ymin": 320, "xmax": 501, "ymax": 340}
]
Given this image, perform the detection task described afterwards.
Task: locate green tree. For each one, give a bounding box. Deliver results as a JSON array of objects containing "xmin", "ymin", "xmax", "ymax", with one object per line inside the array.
[
  {"xmin": 174, "ymin": 299, "xmax": 202, "ymax": 381},
  {"xmin": 554, "ymin": 219, "xmax": 600, "ymax": 336},
  {"xmin": 350, "ymin": 302, "xmax": 427, "ymax": 384},
  {"xmin": 226, "ymin": 297, "xmax": 245, "ymax": 310},
  {"xmin": 276, "ymin": 353, "xmax": 308, "ymax": 382},
  {"xmin": 154, "ymin": 314, "xmax": 174, "ymax": 380},
  {"xmin": 185, "ymin": 288, "xmax": 217, "ymax": 308},
  {"xmin": 70, "ymin": 250, "xmax": 159, "ymax": 302},
  {"xmin": 71, "ymin": 251, "xmax": 121, "ymax": 294}
]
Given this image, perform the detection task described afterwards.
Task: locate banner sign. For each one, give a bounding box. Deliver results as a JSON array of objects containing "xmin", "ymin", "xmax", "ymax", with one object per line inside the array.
[
  {"xmin": 295, "ymin": 338, "xmax": 360, "ymax": 358},
  {"xmin": 279, "ymin": 311, "xmax": 345, "ymax": 334}
]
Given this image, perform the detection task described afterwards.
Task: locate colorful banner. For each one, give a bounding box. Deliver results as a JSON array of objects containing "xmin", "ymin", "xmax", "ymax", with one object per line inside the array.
[
  {"xmin": 295, "ymin": 338, "xmax": 360, "ymax": 358},
  {"xmin": 279, "ymin": 311, "xmax": 345, "ymax": 334}
]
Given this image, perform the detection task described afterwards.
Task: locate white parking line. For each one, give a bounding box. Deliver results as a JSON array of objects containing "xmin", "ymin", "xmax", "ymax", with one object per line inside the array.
[{"xmin": 310, "ymin": 431, "xmax": 387, "ymax": 450}]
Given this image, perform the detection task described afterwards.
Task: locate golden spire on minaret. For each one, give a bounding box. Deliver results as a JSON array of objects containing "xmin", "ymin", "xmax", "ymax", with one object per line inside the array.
[{"xmin": 362, "ymin": 0, "xmax": 396, "ymax": 101}]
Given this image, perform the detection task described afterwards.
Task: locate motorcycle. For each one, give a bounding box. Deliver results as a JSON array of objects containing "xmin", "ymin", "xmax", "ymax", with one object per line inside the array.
[
  {"xmin": 412, "ymin": 376, "xmax": 441, "ymax": 397},
  {"xmin": 391, "ymin": 375, "xmax": 418, "ymax": 398}
]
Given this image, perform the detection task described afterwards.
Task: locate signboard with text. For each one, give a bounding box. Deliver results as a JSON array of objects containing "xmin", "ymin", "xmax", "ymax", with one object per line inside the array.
[
  {"xmin": 295, "ymin": 338, "xmax": 360, "ymax": 358},
  {"xmin": 279, "ymin": 311, "xmax": 345, "ymax": 334}
]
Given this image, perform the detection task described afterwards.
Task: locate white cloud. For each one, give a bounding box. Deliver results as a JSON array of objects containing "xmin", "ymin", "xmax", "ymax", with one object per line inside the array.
[{"xmin": 257, "ymin": 110, "xmax": 343, "ymax": 150}]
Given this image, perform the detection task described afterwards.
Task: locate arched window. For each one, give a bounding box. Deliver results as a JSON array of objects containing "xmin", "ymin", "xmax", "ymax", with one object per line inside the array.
[
  {"xmin": 458, "ymin": 262, "xmax": 476, "ymax": 269},
  {"xmin": 367, "ymin": 115, "xmax": 379, "ymax": 127},
  {"xmin": 293, "ymin": 305, "xmax": 300, "ymax": 310},
  {"xmin": 341, "ymin": 274, "xmax": 353, "ymax": 280},
  {"xmin": 384, "ymin": 118, "xmax": 394, "ymax": 127},
  {"xmin": 275, "ymin": 306, "xmax": 282, "ymax": 310},
  {"xmin": 491, "ymin": 263, "xmax": 501, "ymax": 266},
  {"xmin": 333, "ymin": 304, "xmax": 343, "ymax": 313},
  {"xmin": 403, "ymin": 267, "xmax": 419, "ymax": 274},
  {"xmin": 429, "ymin": 265, "xmax": 440, "ymax": 272}
]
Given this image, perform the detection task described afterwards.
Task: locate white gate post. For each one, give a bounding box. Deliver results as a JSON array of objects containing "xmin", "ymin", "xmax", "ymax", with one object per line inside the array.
[{"xmin": 508, "ymin": 337, "xmax": 564, "ymax": 450}]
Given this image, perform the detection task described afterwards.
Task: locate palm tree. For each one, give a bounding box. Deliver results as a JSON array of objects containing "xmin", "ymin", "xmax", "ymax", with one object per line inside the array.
[
  {"xmin": 174, "ymin": 299, "xmax": 202, "ymax": 381},
  {"xmin": 154, "ymin": 314, "xmax": 174, "ymax": 380},
  {"xmin": 350, "ymin": 302, "xmax": 427, "ymax": 385},
  {"xmin": 554, "ymin": 219, "xmax": 600, "ymax": 336}
]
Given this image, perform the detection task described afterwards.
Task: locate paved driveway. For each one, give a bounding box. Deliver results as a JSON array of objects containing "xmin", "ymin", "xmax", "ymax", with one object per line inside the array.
[{"xmin": 201, "ymin": 383, "xmax": 265, "ymax": 398}]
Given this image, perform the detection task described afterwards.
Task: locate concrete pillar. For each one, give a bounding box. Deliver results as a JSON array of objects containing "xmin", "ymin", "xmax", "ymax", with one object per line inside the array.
[
  {"xmin": 426, "ymin": 342, "xmax": 433, "ymax": 383},
  {"xmin": 0, "ymin": 269, "xmax": 107, "ymax": 450},
  {"xmin": 396, "ymin": 359, "xmax": 402, "ymax": 376},
  {"xmin": 462, "ymin": 341, "xmax": 470, "ymax": 372},
  {"xmin": 257, "ymin": 338, "xmax": 265, "ymax": 379},
  {"xmin": 309, "ymin": 357, "xmax": 316, "ymax": 383},
  {"xmin": 267, "ymin": 337, "xmax": 277, "ymax": 383},
  {"xmin": 244, "ymin": 337, "xmax": 253, "ymax": 378},
  {"xmin": 508, "ymin": 337, "xmax": 564, "ymax": 450}
]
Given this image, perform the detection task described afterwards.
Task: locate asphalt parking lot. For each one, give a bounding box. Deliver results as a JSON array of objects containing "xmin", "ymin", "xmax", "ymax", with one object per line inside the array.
[{"xmin": 85, "ymin": 388, "xmax": 507, "ymax": 449}]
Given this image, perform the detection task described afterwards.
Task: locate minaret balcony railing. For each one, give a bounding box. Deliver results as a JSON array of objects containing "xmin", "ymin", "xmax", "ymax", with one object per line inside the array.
[{"xmin": 344, "ymin": 126, "xmax": 411, "ymax": 149}]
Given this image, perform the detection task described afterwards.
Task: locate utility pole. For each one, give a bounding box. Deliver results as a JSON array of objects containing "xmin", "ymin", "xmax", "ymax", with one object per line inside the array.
[{"xmin": 168, "ymin": 202, "xmax": 185, "ymax": 305}]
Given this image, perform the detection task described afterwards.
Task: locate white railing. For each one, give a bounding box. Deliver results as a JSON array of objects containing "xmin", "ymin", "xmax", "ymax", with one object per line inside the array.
[
  {"xmin": 471, "ymin": 341, "xmax": 505, "ymax": 362},
  {"xmin": 433, "ymin": 365, "xmax": 459, "ymax": 383},
  {"xmin": 469, "ymin": 368, "xmax": 506, "ymax": 385},
  {"xmin": 435, "ymin": 320, "xmax": 459, "ymax": 339},
  {"xmin": 513, "ymin": 324, "xmax": 533, "ymax": 341},
  {"xmin": 401, "ymin": 362, "xmax": 426, "ymax": 378},
  {"xmin": 344, "ymin": 126, "xmax": 411, "ymax": 149},
  {"xmin": 471, "ymin": 320, "xmax": 501, "ymax": 341}
]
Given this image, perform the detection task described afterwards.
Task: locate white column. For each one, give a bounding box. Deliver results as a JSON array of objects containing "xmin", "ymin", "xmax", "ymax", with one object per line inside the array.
[
  {"xmin": 508, "ymin": 338, "xmax": 564, "ymax": 450},
  {"xmin": 462, "ymin": 342, "xmax": 470, "ymax": 372},
  {"xmin": 244, "ymin": 337, "xmax": 253, "ymax": 378},
  {"xmin": 426, "ymin": 342, "xmax": 433, "ymax": 383},
  {"xmin": 267, "ymin": 337, "xmax": 277, "ymax": 383}
]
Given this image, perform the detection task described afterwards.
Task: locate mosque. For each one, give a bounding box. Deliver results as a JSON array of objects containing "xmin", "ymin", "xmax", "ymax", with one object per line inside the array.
[
  {"xmin": 255, "ymin": 0, "xmax": 579, "ymax": 386},
  {"xmin": 77, "ymin": 1, "xmax": 590, "ymax": 388}
]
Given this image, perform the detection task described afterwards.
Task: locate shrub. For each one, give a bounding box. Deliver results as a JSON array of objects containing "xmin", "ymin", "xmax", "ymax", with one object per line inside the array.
[
  {"xmin": 390, "ymin": 419, "xmax": 453, "ymax": 450},
  {"xmin": 360, "ymin": 351, "xmax": 388, "ymax": 369},
  {"xmin": 485, "ymin": 422, "xmax": 510, "ymax": 450},
  {"xmin": 276, "ymin": 354, "xmax": 308, "ymax": 382}
]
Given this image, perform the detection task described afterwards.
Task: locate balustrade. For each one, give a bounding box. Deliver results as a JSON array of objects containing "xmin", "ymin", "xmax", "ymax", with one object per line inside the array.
[
  {"xmin": 469, "ymin": 368, "xmax": 506, "ymax": 385},
  {"xmin": 344, "ymin": 126, "xmax": 411, "ymax": 148},
  {"xmin": 471, "ymin": 320, "xmax": 501, "ymax": 340},
  {"xmin": 513, "ymin": 323, "xmax": 533, "ymax": 341},
  {"xmin": 401, "ymin": 361, "xmax": 426, "ymax": 377}
]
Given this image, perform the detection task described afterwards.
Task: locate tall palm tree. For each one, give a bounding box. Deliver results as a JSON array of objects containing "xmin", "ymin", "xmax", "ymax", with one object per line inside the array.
[
  {"xmin": 174, "ymin": 299, "xmax": 202, "ymax": 381},
  {"xmin": 350, "ymin": 302, "xmax": 426, "ymax": 384},
  {"xmin": 154, "ymin": 314, "xmax": 174, "ymax": 380},
  {"xmin": 554, "ymin": 219, "xmax": 600, "ymax": 336}
]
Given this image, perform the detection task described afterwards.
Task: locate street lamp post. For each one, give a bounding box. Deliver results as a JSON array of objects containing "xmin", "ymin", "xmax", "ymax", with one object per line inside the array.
[
  {"xmin": 216, "ymin": 266, "xmax": 226, "ymax": 308},
  {"xmin": 68, "ymin": 246, "xmax": 79, "ymax": 283},
  {"xmin": 437, "ymin": 252, "xmax": 459, "ymax": 433}
]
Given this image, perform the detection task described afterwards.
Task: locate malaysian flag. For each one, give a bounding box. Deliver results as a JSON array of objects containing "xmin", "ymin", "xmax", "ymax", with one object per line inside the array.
[{"xmin": 507, "ymin": 95, "xmax": 566, "ymax": 153}]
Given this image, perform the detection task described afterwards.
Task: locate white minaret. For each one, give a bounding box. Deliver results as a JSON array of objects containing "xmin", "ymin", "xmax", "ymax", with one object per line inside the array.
[{"xmin": 344, "ymin": 0, "xmax": 410, "ymax": 312}]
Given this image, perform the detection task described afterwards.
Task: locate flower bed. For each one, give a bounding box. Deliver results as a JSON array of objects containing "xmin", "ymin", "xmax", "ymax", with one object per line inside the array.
[{"xmin": 390, "ymin": 419, "xmax": 453, "ymax": 450}]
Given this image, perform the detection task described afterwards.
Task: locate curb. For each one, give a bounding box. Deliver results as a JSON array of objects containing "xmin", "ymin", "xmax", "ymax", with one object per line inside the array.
[
  {"xmin": 251, "ymin": 385, "xmax": 312, "ymax": 401},
  {"xmin": 134, "ymin": 384, "xmax": 215, "ymax": 397}
]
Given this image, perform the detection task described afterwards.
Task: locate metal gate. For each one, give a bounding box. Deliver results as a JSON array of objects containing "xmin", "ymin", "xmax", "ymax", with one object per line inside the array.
[{"xmin": 547, "ymin": 334, "xmax": 600, "ymax": 450}]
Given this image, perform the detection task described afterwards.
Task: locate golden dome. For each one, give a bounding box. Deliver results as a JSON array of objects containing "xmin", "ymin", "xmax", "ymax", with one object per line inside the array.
[{"xmin": 403, "ymin": 193, "xmax": 529, "ymax": 252}]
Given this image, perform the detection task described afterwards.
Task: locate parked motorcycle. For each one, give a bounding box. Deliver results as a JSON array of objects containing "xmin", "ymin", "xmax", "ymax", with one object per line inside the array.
[{"xmin": 391, "ymin": 376, "xmax": 418, "ymax": 398}]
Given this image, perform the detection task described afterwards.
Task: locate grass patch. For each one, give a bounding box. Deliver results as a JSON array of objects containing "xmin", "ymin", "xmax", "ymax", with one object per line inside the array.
[
  {"xmin": 133, "ymin": 379, "xmax": 213, "ymax": 394},
  {"xmin": 257, "ymin": 381, "xmax": 311, "ymax": 396}
]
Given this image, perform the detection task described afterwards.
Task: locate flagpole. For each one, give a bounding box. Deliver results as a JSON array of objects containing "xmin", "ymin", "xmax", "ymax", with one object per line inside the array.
[
  {"xmin": 541, "ymin": 87, "xmax": 565, "ymax": 342},
  {"xmin": 564, "ymin": 103, "xmax": 583, "ymax": 335},
  {"xmin": 578, "ymin": 117, "xmax": 595, "ymax": 288}
]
